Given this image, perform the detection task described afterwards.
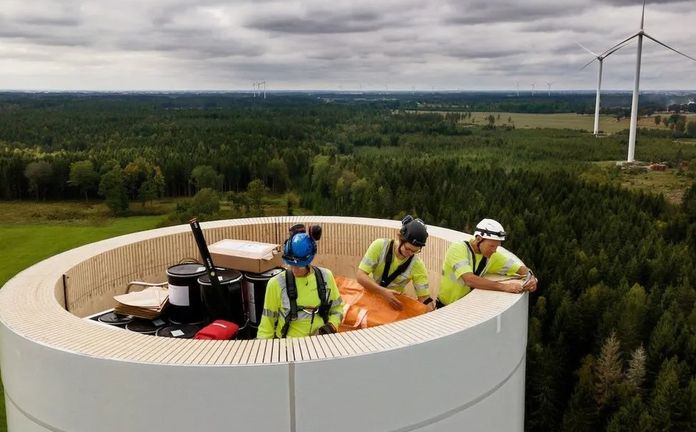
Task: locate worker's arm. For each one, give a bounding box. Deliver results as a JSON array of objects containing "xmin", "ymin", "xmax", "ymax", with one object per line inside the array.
[
  {"xmin": 461, "ymin": 272, "xmax": 525, "ymax": 294},
  {"xmin": 256, "ymin": 278, "xmax": 281, "ymax": 339},
  {"xmin": 411, "ymin": 260, "xmax": 435, "ymax": 311},
  {"xmin": 516, "ymin": 266, "xmax": 538, "ymax": 292},
  {"xmin": 356, "ymin": 269, "xmax": 403, "ymax": 310}
]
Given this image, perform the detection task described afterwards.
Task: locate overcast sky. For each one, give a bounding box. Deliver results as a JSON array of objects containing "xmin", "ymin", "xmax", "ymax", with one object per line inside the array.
[{"xmin": 1, "ymin": 0, "xmax": 695, "ymax": 91}]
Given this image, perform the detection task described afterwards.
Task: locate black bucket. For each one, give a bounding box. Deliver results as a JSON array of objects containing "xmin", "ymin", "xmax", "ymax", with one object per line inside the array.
[
  {"xmin": 166, "ymin": 263, "xmax": 207, "ymax": 325},
  {"xmin": 156, "ymin": 323, "xmax": 201, "ymax": 339},
  {"xmin": 126, "ymin": 317, "xmax": 168, "ymax": 335},
  {"xmin": 242, "ymin": 268, "xmax": 284, "ymax": 327},
  {"xmin": 198, "ymin": 269, "xmax": 244, "ymax": 326},
  {"xmin": 97, "ymin": 311, "xmax": 133, "ymax": 326}
]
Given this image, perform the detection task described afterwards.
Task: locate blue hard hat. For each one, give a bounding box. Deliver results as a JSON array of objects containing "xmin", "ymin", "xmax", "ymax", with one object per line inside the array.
[{"xmin": 283, "ymin": 233, "xmax": 316, "ymax": 267}]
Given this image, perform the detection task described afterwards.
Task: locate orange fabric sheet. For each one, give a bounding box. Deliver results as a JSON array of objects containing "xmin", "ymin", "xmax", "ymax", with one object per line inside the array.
[{"xmin": 335, "ymin": 276, "xmax": 427, "ymax": 332}]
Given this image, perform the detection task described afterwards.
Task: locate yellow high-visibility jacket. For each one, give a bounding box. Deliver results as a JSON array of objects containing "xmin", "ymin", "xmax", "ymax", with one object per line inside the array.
[{"xmin": 257, "ymin": 267, "xmax": 344, "ymax": 339}]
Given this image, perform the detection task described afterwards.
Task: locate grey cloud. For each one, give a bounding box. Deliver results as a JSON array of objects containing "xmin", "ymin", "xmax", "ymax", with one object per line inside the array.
[
  {"xmin": 18, "ymin": 16, "xmax": 81, "ymax": 26},
  {"xmin": 446, "ymin": 0, "xmax": 587, "ymax": 25},
  {"xmin": 595, "ymin": 0, "xmax": 688, "ymax": 5},
  {"xmin": 246, "ymin": 8, "xmax": 388, "ymax": 34},
  {"xmin": 0, "ymin": 27, "xmax": 91, "ymax": 47},
  {"xmin": 116, "ymin": 30, "xmax": 263, "ymax": 60},
  {"xmin": 445, "ymin": 47, "xmax": 520, "ymax": 59}
]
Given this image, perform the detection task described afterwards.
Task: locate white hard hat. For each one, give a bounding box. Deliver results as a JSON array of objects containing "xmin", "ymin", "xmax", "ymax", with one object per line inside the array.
[{"xmin": 474, "ymin": 218, "xmax": 507, "ymax": 241}]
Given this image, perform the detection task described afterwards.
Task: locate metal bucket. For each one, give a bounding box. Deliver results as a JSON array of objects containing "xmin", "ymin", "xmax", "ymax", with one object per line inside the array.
[
  {"xmin": 126, "ymin": 317, "xmax": 168, "ymax": 335},
  {"xmin": 198, "ymin": 269, "xmax": 244, "ymax": 326},
  {"xmin": 156, "ymin": 323, "xmax": 201, "ymax": 339},
  {"xmin": 97, "ymin": 311, "xmax": 132, "ymax": 326},
  {"xmin": 242, "ymin": 268, "xmax": 283, "ymax": 338},
  {"xmin": 166, "ymin": 263, "xmax": 207, "ymax": 325}
]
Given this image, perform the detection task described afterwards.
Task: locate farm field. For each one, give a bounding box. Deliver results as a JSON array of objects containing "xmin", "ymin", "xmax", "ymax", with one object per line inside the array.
[{"xmin": 436, "ymin": 111, "xmax": 696, "ymax": 133}]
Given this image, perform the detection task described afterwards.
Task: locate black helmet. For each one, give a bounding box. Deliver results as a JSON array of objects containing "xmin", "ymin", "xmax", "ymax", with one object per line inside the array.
[{"xmin": 399, "ymin": 215, "xmax": 428, "ymax": 247}]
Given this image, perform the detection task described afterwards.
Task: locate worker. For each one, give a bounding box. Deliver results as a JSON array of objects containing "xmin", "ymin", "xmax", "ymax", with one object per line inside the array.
[
  {"xmin": 257, "ymin": 224, "xmax": 344, "ymax": 339},
  {"xmin": 438, "ymin": 218, "xmax": 538, "ymax": 308},
  {"xmin": 356, "ymin": 215, "xmax": 435, "ymax": 311}
]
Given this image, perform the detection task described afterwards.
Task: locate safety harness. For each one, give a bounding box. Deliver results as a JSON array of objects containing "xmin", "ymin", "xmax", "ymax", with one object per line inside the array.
[
  {"xmin": 465, "ymin": 241, "xmax": 488, "ymax": 276},
  {"xmin": 379, "ymin": 239, "xmax": 415, "ymax": 288},
  {"xmin": 280, "ymin": 266, "xmax": 331, "ymax": 338}
]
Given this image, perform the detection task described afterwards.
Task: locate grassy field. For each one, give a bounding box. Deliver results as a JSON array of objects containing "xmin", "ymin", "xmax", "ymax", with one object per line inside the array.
[
  {"xmin": 0, "ymin": 202, "xmax": 168, "ymax": 432},
  {"xmin": 466, "ymin": 112, "xmax": 696, "ymax": 133}
]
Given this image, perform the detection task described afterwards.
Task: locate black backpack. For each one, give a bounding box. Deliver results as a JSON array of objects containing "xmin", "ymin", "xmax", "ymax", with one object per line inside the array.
[{"xmin": 280, "ymin": 266, "xmax": 331, "ymax": 338}]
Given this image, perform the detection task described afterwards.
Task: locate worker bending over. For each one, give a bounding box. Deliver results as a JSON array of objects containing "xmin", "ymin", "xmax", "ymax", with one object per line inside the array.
[
  {"xmin": 357, "ymin": 215, "xmax": 434, "ymax": 311},
  {"xmin": 438, "ymin": 218, "xmax": 538, "ymax": 308}
]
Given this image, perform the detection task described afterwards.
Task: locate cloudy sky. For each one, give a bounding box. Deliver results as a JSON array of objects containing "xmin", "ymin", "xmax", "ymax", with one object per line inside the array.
[{"xmin": 1, "ymin": 0, "xmax": 695, "ymax": 91}]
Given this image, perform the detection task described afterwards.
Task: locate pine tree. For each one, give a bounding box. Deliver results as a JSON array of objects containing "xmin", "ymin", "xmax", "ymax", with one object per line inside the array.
[{"xmin": 625, "ymin": 345, "xmax": 646, "ymax": 392}]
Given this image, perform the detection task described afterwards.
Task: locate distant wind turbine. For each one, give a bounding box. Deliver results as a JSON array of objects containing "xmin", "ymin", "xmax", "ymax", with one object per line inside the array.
[
  {"xmin": 546, "ymin": 82, "xmax": 553, "ymax": 96},
  {"xmin": 531, "ymin": 83, "xmax": 535, "ymax": 96},
  {"xmin": 602, "ymin": 0, "xmax": 696, "ymax": 162},
  {"xmin": 516, "ymin": 81, "xmax": 520, "ymax": 96},
  {"xmin": 577, "ymin": 41, "xmax": 630, "ymax": 136}
]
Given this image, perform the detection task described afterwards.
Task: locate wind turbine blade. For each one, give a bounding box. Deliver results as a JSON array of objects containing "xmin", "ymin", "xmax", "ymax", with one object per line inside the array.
[
  {"xmin": 640, "ymin": 0, "xmax": 646, "ymax": 30},
  {"xmin": 576, "ymin": 42, "xmax": 599, "ymax": 57},
  {"xmin": 603, "ymin": 39, "xmax": 632, "ymax": 58},
  {"xmin": 580, "ymin": 57, "xmax": 598, "ymax": 70},
  {"xmin": 600, "ymin": 32, "xmax": 639, "ymax": 57},
  {"xmin": 643, "ymin": 33, "xmax": 696, "ymax": 62}
]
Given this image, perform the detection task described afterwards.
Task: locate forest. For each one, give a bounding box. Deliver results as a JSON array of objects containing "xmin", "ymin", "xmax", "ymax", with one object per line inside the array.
[{"xmin": 2, "ymin": 92, "xmax": 696, "ymax": 431}]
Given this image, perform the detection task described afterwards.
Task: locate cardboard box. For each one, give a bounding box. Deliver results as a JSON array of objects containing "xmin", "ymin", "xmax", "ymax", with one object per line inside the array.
[{"xmin": 208, "ymin": 239, "xmax": 283, "ymax": 273}]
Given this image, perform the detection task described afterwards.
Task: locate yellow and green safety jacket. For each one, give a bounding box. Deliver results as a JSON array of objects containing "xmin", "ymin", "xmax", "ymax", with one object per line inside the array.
[
  {"xmin": 257, "ymin": 266, "xmax": 344, "ymax": 339},
  {"xmin": 358, "ymin": 238, "xmax": 430, "ymax": 298},
  {"xmin": 439, "ymin": 240, "xmax": 523, "ymax": 305}
]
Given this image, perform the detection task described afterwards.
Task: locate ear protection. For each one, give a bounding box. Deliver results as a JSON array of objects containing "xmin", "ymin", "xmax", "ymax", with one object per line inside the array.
[
  {"xmin": 283, "ymin": 224, "xmax": 322, "ymax": 260},
  {"xmin": 399, "ymin": 215, "xmax": 414, "ymax": 238}
]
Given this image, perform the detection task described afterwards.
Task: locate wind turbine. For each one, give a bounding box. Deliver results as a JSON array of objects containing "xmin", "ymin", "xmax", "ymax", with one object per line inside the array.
[
  {"xmin": 516, "ymin": 81, "xmax": 520, "ymax": 96},
  {"xmin": 546, "ymin": 82, "xmax": 553, "ymax": 96},
  {"xmin": 577, "ymin": 41, "xmax": 630, "ymax": 136},
  {"xmin": 531, "ymin": 83, "xmax": 535, "ymax": 96},
  {"xmin": 601, "ymin": 0, "xmax": 696, "ymax": 162}
]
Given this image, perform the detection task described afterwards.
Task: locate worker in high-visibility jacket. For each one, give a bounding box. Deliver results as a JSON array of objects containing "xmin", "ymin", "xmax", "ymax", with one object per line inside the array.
[
  {"xmin": 257, "ymin": 224, "xmax": 344, "ymax": 339},
  {"xmin": 438, "ymin": 218, "xmax": 538, "ymax": 308},
  {"xmin": 356, "ymin": 215, "xmax": 435, "ymax": 311}
]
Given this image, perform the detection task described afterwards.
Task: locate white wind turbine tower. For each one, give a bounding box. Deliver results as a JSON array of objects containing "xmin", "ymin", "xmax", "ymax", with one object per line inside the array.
[
  {"xmin": 602, "ymin": 0, "xmax": 696, "ymax": 162},
  {"xmin": 259, "ymin": 81, "xmax": 266, "ymax": 99},
  {"xmin": 516, "ymin": 81, "xmax": 520, "ymax": 96},
  {"xmin": 546, "ymin": 82, "xmax": 552, "ymax": 96},
  {"xmin": 531, "ymin": 83, "xmax": 535, "ymax": 95},
  {"xmin": 577, "ymin": 41, "xmax": 630, "ymax": 136}
]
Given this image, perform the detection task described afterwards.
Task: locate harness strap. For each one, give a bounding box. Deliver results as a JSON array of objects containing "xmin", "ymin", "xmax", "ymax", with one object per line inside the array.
[
  {"xmin": 465, "ymin": 241, "xmax": 488, "ymax": 277},
  {"xmin": 379, "ymin": 240, "xmax": 414, "ymax": 288},
  {"xmin": 280, "ymin": 267, "xmax": 330, "ymax": 338}
]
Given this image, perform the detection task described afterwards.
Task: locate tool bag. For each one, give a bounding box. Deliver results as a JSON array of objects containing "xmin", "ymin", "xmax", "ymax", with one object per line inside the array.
[
  {"xmin": 335, "ymin": 276, "xmax": 427, "ymax": 332},
  {"xmin": 194, "ymin": 319, "xmax": 240, "ymax": 340}
]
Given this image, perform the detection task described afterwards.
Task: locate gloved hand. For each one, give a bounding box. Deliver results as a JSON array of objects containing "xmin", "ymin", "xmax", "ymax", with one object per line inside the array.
[{"xmin": 315, "ymin": 323, "xmax": 336, "ymax": 335}]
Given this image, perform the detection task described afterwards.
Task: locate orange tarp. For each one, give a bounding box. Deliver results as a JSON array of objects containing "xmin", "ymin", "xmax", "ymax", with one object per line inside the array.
[{"xmin": 335, "ymin": 276, "xmax": 427, "ymax": 332}]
